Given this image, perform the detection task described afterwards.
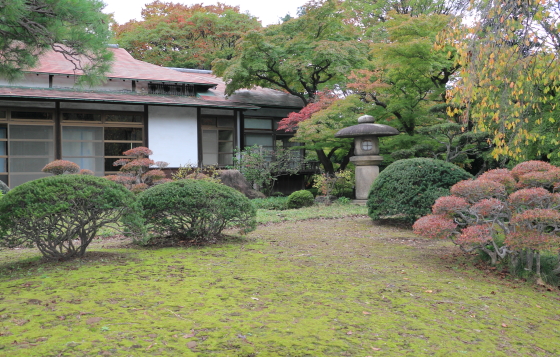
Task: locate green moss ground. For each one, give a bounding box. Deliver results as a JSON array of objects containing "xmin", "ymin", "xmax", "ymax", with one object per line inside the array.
[{"xmin": 0, "ymin": 212, "xmax": 559, "ymax": 356}]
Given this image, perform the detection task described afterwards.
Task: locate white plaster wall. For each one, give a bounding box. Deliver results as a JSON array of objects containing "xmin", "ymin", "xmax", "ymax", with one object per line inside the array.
[
  {"xmin": 148, "ymin": 106, "xmax": 198, "ymax": 167},
  {"xmin": 60, "ymin": 102, "xmax": 143, "ymax": 111},
  {"xmin": 0, "ymin": 73, "xmax": 50, "ymax": 88}
]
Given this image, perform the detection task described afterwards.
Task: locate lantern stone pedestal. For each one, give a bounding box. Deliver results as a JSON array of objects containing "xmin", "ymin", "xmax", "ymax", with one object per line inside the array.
[
  {"xmin": 350, "ymin": 155, "xmax": 384, "ymax": 203},
  {"xmin": 335, "ymin": 115, "xmax": 399, "ymax": 205}
]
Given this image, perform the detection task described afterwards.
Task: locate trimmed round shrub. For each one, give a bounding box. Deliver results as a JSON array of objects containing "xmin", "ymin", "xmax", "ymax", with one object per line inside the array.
[
  {"xmin": 0, "ymin": 175, "xmax": 143, "ymax": 260},
  {"xmin": 367, "ymin": 158, "xmax": 472, "ymax": 222},
  {"xmin": 287, "ymin": 190, "xmax": 315, "ymax": 209},
  {"xmin": 139, "ymin": 180, "xmax": 256, "ymax": 241}
]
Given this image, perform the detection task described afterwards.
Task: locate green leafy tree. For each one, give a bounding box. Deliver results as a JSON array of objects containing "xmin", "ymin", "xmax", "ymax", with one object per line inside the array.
[
  {"xmin": 213, "ymin": 0, "xmax": 366, "ymax": 105},
  {"xmin": 446, "ymin": 0, "xmax": 560, "ymax": 162},
  {"xmin": 0, "ymin": 0, "xmax": 113, "ymax": 85},
  {"xmin": 233, "ymin": 144, "xmax": 300, "ymax": 196},
  {"xmin": 348, "ymin": 12, "xmax": 460, "ymax": 135},
  {"xmin": 114, "ymin": 1, "xmax": 261, "ymax": 70}
]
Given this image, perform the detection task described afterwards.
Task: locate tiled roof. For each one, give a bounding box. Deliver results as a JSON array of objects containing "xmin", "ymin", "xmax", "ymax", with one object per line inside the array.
[
  {"xmin": 0, "ymin": 86, "xmax": 258, "ymax": 109},
  {"xmin": 190, "ymin": 72, "xmax": 304, "ymax": 108},
  {"xmin": 27, "ymin": 48, "xmax": 218, "ymax": 86}
]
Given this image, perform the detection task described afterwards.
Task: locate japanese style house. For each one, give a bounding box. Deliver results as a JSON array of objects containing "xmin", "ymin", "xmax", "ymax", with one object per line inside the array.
[{"xmin": 0, "ymin": 45, "xmax": 313, "ymax": 190}]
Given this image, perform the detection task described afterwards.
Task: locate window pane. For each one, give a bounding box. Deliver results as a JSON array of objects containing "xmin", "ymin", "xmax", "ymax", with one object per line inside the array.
[
  {"xmin": 105, "ymin": 158, "xmax": 121, "ymax": 172},
  {"xmin": 0, "ymin": 111, "xmax": 5, "ymax": 119},
  {"xmin": 203, "ymin": 153, "xmax": 218, "ymax": 166},
  {"xmin": 63, "ymin": 157, "xmax": 104, "ymax": 174},
  {"xmin": 10, "ymin": 141, "xmax": 54, "ymax": 156},
  {"xmin": 245, "ymin": 118, "xmax": 271, "ymax": 130},
  {"xmin": 105, "ymin": 142, "xmax": 141, "ymax": 156},
  {"xmin": 202, "ymin": 130, "xmax": 217, "ymax": 154},
  {"xmin": 105, "ymin": 114, "xmax": 142, "ymax": 123},
  {"xmin": 10, "ymin": 173, "xmax": 49, "ymax": 187},
  {"xmin": 10, "ymin": 157, "xmax": 52, "ymax": 172},
  {"xmin": 217, "ymin": 118, "xmax": 234, "ymax": 127},
  {"xmin": 245, "ymin": 134, "xmax": 273, "ymax": 148},
  {"xmin": 0, "ymin": 175, "xmax": 7, "ymax": 185},
  {"xmin": 0, "ymin": 158, "xmax": 6, "ymax": 172},
  {"xmin": 10, "ymin": 125, "xmax": 53, "ymax": 140},
  {"xmin": 63, "ymin": 142, "xmax": 103, "ymax": 157},
  {"xmin": 0, "ymin": 126, "xmax": 6, "ymax": 139},
  {"xmin": 218, "ymin": 141, "xmax": 233, "ymax": 153},
  {"xmin": 63, "ymin": 127, "xmax": 103, "ymax": 141},
  {"xmin": 218, "ymin": 130, "xmax": 233, "ymax": 141},
  {"xmin": 11, "ymin": 111, "xmax": 52, "ymax": 120},
  {"xmin": 62, "ymin": 113, "xmax": 102, "ymax": 122},
  {"xmin": 104, "ymin": 127, "xmax": 142, "ymax": 141},
  {"xmin": 218, "ymin": 154, "xmax": 233, "ymax": 166},
  {"xmin": 0, "ymin": 142, "xmax": 6, "ymax": 156}
]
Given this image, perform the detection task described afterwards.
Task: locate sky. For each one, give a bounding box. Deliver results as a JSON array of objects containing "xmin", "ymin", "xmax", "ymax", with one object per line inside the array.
[{"xmin": 103, "ymin": 0, "xmax": 308, "ymax": 26}]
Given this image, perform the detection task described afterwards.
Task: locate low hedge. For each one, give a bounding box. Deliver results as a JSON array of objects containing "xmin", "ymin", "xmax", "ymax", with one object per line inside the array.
[
  {"xmin": 139, "ymin": 179, "xmax": 256, "ymax": 241},
  {"xmin": 0, "ymin": 175, "xmax": 143, "ymax": 260}
]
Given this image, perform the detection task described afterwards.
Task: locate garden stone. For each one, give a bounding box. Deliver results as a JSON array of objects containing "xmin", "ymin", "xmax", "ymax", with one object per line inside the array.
[{"xmin": 219, "ymin": 169, "xmax": 265, "ymax": 199}]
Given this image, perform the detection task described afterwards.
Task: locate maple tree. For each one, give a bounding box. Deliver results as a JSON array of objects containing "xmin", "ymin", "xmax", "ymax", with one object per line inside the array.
[
  {"xmin": 113, "ymin": 1, "xmax": 261, "ymax": 70},
  {"xmin": 0, "ymin": 0, "xmax": 113, "ymax": 84}
]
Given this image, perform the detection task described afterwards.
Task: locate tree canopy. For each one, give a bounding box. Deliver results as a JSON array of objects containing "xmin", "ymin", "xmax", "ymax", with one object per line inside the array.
[
  {"xmin": 113, "ymin": 1, "xmax": 261, "ymax": 70},
  {"xmin": 213, "ymin": 0, "xmax": 366, "ymax": 105},
  {"xmin": 446, "ymin": 0, "xmax": 560, "ymax": 163},
  {"xmin": 0, "ymin": 0, "xmax": 113, "ymax": 85}
]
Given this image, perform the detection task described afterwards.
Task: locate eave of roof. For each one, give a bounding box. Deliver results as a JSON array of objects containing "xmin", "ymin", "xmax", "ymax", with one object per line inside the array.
[
  {"xmin": 25, "ymin": 48, "xmax": 219, "ymax": 87},
  {"xmin": 0, "ymin": 86, "xmax": 259, "ymax": 110}
]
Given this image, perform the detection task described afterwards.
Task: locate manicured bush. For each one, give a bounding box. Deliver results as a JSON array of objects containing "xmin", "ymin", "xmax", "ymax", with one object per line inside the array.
[
  {"xmin": 0, "ymin": 175, "xmax": 143, "ymax": 260},
  {"xmin": 413, "ymin": 160, "xmax": 560, "ymax": 277},
  {"xmin": 42, "ymin": 159, "xmax": 80, "ymax": 175},
  {"xmin": 139, "ymin": 179, "xmax": 256, "ymax": 241},
  {"xmin": 287, "ymin": 190, "xmax": 315, "ymax": 209},
  {"xmin": 367, "ymin": 158, "xmax": 472, "ymax": 222},
  {"xmin": 106, "ymin": 146, "xmax": 171, "ymax": 192}
]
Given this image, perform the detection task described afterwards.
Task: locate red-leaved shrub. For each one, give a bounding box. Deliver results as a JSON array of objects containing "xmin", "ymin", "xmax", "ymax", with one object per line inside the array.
[
  {"xmin": 42, "ymin": 160, "xmax": 80, "ymax": 175},
  {"xmin": 414, "ymin": 160, "xmax": 560, "ymax": 276},
  {"xmin": 105, "ymin": 147, "xmax": 170, "ymax": 192}
]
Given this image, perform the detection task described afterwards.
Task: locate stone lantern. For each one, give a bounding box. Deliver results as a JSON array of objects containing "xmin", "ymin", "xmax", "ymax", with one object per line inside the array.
[{"xmin": 335, "ymin": 115, "xmax": 399, "ymax": 203}]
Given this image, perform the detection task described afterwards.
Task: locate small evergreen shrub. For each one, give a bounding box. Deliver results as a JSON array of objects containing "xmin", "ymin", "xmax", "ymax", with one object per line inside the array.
[
  {"xmin": 0, "ymin": 175, "xmax": 143, "ymax": 260},
  {"xmin": 367, "ymin": 158, "xmax": 472, "ymax": 222},
  {"xmin": 287, "ymin": 190, "xmax": 315, "ymax": 209},
  {"xmin": 139, "ymin": 180, "xmax": 256, "ymax": 241}
]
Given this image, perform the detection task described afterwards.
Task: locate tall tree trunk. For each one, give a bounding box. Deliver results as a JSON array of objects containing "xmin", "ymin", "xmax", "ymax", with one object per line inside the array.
[
  {"xmin": 316, "ymin": 149, "xmax": 335, "ymax": 174},
  {"xmin": 338, "ymin": 147, "xmax": 354, "ymax": 172}
]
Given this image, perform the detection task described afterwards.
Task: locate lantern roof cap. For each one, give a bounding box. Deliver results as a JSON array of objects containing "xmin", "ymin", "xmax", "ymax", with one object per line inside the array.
[{"xmin": 335, "ymin": 115, "xmax": 399, "ymax": 138}]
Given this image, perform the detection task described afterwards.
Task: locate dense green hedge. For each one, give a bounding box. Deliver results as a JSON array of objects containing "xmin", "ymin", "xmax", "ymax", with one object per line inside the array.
[
  {"xmin": 0, "ymin": 175, "xmax": 143, "ymax": 259},
  {"xmin": 287, "ymin": 190, "xmax": 315, "ymax": 209},
  {"xmin": 367, "ymin": 158, "xmax": 472, "ymax": 222},
  {"xmin": 139, "ymin": 180, "xmax": 256, "ymax": 241}
]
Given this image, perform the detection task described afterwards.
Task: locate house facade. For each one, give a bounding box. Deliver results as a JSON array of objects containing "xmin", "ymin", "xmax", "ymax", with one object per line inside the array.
[{"xmin": 0, "ymin": 46, "xmax": 306, "ymax": 188}]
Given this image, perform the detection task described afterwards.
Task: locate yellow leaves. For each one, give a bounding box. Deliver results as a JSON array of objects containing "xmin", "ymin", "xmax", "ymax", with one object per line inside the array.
[{"xmin": 549, "ymin": 117, "xmax": 555, "ymax": 123}]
